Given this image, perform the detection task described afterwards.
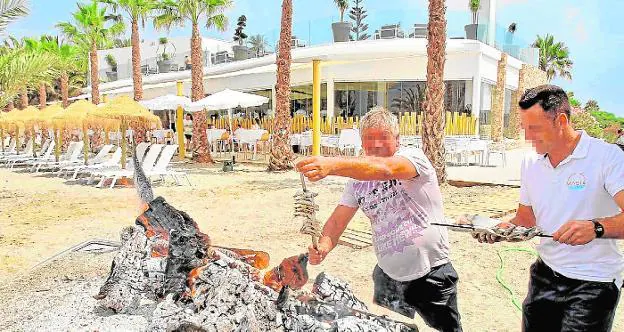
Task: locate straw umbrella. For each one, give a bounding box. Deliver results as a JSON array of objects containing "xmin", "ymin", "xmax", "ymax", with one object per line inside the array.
[
  {"xmin": 53, "ymin": 100, "xmax": 96, "ymax": 165},
  {"xmin": 0, "ymin": 111, "xmax": 20, "ymax": 153},
  {"xmin": 36, "ymin": 104, "xmax": 64, "ymax": 160},
  {"xmin": 87, "ymin": 96, "xmax": 161, "ymax": 169},
  {"xmin": 8, "ymin": 107, "xmax": 40, "ymax": 156}
]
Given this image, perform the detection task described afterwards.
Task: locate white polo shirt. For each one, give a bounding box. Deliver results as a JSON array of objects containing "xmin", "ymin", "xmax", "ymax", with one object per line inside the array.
[{"xmin": 520, "ymin": 131, "xmax": 624, "ymax": 287}]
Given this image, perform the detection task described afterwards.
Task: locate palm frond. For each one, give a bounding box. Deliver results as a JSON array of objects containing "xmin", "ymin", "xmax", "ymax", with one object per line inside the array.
[
  {"xmin": 0, "ymin": 49, "xmax": 57, "ymax": 107},
  {"xmin": 206, "ymin": 13, "xmax": 227, "ymax": 31},
  {"xmin": 0, "ymin": 0, "xmax": 28, "ymax": 34}
]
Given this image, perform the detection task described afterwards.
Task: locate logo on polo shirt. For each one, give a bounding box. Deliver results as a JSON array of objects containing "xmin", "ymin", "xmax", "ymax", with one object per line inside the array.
[{"xmin": 566, "ymin": 173, "xmax": 587, "ymax": 191}]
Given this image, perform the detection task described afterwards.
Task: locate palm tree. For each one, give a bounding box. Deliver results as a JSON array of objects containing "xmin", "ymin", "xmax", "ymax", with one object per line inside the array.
[
  {"xmin": 23, "ymin": 36, "xmax": 57, "ymax": 108},
  {"xmin": 57, "ymin": 0, "xmax": 124, "ymax": 105},
  {"xmin": 0, "ymin": 47, "xmax": 57, "ymax": 109},
  {"xmin": 334, "ymin": 0, "xmax": 349, "ymax": 22},
  {"xmin": 113, "ymin": 37, "xmax": 132, "ymax": 48},
  {"xmin": 268, "ymin": 0, "xmax": 294, "ymax": 171},
  {"xmin": 0, "ymin": 0, "xmax": 28, "ymax": 34},
  {"xmin": 248, "ymin": 34, "xmax": 269, "ymax": 57},
  {"xmin": 41, "ymin": 36, "xmax": 81, "ymax": 108},
  {"xmin": 585, "ymin": 99, "xmax": 599, "ymax": 111},
  {"xmin": 2, "ymin": 36, "xmax": 30, "ymax": 108},
  {"xmin": 532, "ymin": 34, "xmax": 573, "ymax": 81},
  {"xmin": 422, "ymin": 0, "xmax": 447, "ymax": 183},
  {"xmin": 154, "ymin": 0, "xmax": 232, "ymax": 163},
  {"xmin": 100, "ymin": 0, "xmax": 159, "ymax": 101}
]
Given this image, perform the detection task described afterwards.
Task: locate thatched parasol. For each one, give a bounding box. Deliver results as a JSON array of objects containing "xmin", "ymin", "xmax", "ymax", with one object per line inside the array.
[
  {"xmin": 51, "ymin": 100, "xmax": 98, "ymax": 164},
  {"xmin": 87, "ymin": 96, "xmax": 161, "ymax": 168},
  {"xmin": 33, "ymin": 104, "xmax": 65, "ymax": 159},
  {"xmin": 1, "ymin": 107, "xmax": 40, "ymax": 154}
]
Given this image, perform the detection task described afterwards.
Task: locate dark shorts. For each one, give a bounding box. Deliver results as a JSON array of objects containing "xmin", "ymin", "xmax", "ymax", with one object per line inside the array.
[
  {"xmin": 373, "ymin": 262, "xmax": 462, "ymax": 332},
  {"xmin": 523, "ymin": 259, "xmax": 621, "ymax": 332},
  {"xmin": 184, "ymin": 134, "xmax": 192, "ymax": 140}
]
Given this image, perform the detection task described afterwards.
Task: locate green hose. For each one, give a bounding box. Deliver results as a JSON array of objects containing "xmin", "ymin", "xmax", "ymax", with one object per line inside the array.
[{"xmin": 496, "ymin": 247, "xmax": 538, "ymax": 311}]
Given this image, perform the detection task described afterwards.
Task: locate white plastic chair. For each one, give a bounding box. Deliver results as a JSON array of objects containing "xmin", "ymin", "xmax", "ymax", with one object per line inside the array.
[
  {"xmin": 83, "ymin": 147, "xmax": 123, "ymax": 182},
  {"xmin": 58, "ymin": 144, "xmax": 113, "ymax": 178},
  {"xmin": 299, "ymin": 131, "xmax": 313, "ymax": 155},
  {"xmin": 338, "ymin": 129, "xmax": 362, "ymax": 156},
  {"xmin": 145, "ymin": 144, "xmax": 191, "ymax": 186},
  {"xmin": 34, "ymin": 141, "xmax": 84, "ymax": 172},
  {"xmin": 30, "ymin": 141, "xmax": 80, "ymax": 172},
  {"xmin": 94, "ymin": 144, "xmax": 164, "ymax": 188}
]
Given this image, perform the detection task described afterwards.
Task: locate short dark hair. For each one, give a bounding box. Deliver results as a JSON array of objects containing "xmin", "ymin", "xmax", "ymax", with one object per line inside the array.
[{"xmin": 519, "ymin": 84, "xmax": 571, "ymax": 120}]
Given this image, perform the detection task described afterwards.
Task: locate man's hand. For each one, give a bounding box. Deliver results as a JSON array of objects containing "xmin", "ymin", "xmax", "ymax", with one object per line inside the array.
[
  {"xmin": 553, "ymin": 220, "xmax": 596, "ymax": 245},
  {"xmin": 296, "ymin": 156, "xmax": 334, "ymax": 182},
  {"xmin": 308, "ymin": 236, "xmax": 333, "ymax": 265},
  {"xmin": 472, "ymin": 222, "xmax": 515, "ymax": 244}
]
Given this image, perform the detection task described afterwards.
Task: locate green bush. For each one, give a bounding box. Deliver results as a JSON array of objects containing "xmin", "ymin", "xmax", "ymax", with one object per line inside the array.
[{"xmin": 571, "ymin": 112, "xmax": 603, "ymax": 139}]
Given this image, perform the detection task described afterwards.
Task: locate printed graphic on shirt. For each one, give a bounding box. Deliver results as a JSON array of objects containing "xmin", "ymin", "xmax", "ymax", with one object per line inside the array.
[
  {"xmin": 351, "ymin": 179, "xmax": 426, "ymax": 258},
  {"xmin": 566, "ymin": 172, "xmax": 587, "ymax": 191}
]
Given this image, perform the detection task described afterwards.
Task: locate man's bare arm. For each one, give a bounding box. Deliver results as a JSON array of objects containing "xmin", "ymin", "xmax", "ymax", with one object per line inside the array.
[
  {"xmin": 297, "ymin": 156, "xmax": 418, "ymax": 182},
  {"xmin": 319, "ymin": 204, "xmax": 359, "ymax": 251},
  {"xmin": 507, "ymin": 204, "xmax": 537, "ymax": 228},
  {"xmin": 308, "ymin": 205, "xmax": 358, "ymax": 265}
]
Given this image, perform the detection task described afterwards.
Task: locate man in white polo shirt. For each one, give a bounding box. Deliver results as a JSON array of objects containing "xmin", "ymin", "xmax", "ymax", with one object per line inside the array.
[
  {"xmin": 296, "ymin": 107, "xmax": 462, "ymax": 332},
  {"xmin": 477, "ymin": 84, "xmax": 624, "ymax": 331}
]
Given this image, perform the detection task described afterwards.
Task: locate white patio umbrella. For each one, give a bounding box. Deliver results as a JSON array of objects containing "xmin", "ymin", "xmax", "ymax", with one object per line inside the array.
[
  {"xmin": 189, "ymin": 89, "xmax": 270, "ymax": 131},
  {"xmin": 140, "ymin": 94, "xmax": 192, "ymax": 110},
  {"xmin": 188, "ymin": 89, "xmax": 269, "ymax": 111}
]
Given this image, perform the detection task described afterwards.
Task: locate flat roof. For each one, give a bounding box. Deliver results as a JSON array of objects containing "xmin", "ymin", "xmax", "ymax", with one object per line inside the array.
[{"xmin": 85, "ymin": 38, "xmax": 523, "ymax": 94}]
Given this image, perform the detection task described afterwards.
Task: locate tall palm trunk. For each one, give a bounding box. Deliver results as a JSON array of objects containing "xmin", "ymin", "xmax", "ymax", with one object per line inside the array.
[
  {"xmin": 422, "ymin": 0, "xmax": 447, "ymax": 184},
  {"xmin": 131, "ymin": 19, "xmax": 143, "ymax": 101},
  {"xmin": 190, "ymin": 23, "xmax": 204, "ymax": 102},
  {"xmin": 190, "ymin": 22, "xmax": 212, "ymax": 163},
  {"xmin": 268, "ymin": 0, "xmax": 294, "ymax": 171},
  {"xmin": 39, "ymin": 82, "xmax": 47, "ymax": 108},
  {"xmin": 60, "ymin": 71, "xmax": 69, "ymax": 108},
  {"xmin": 90, "ymin": 40, "xmax": 100, "ymax": 105},
  {"xmin": 20, "ymin": 88, "xmax": 28, "ymax": 109}
]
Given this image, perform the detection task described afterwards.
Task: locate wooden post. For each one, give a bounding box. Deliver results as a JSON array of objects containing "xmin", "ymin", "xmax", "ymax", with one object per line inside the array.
[
  {"xmin": 54, "ymin": 127, "xmax": 60, "ymax": 162},
  {"xmin": 176, "ymin": 81, "xmax": 185, "ymax": 160},
  {"xmin": 312, "ymin": 60, "xmax": 321, "ymax": 156},
  {"xmin": 120, "ymin": 121, "xmax": 128, "ymax": 169},
  {"xmin": 82, "ymin": 123, "xmax": 90, "ymax": 165}
]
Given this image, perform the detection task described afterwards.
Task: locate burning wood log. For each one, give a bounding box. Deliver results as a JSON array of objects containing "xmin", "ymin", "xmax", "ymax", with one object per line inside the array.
[{"xmin": 95, "ymin": 143, "xmax": 417, "ymax": 331}]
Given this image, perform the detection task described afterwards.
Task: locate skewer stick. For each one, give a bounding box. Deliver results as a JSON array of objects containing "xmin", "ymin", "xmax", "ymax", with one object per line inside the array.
[
  {"xmin": 430, "ymin": 222, "xmax": 554, "ymax": 238},
  {"xmin": 299, "ymin": 173, "xmax": 318, "ymax": 248}
]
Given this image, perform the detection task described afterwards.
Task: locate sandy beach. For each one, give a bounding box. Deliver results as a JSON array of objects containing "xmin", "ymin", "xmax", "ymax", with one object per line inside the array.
[{"xmin": 0, "ymin": 164, "xmax": 621, "ymax": 331}]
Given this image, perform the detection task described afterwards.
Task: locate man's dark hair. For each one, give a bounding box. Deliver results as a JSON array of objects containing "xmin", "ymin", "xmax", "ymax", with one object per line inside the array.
[{"xmin": 519, "ymin": 84, "xmax": 571, "ymax": 120}]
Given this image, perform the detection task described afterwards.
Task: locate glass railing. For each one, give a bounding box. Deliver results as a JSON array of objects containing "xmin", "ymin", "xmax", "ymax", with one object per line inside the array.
[{"xmin": 97, "ymin": 7, "xmax": 540, "ymax": 82}]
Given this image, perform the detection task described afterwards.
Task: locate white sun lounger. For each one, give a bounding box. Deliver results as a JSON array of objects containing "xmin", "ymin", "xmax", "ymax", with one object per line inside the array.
[
  {"xmin": 57, "ymin": 144, "xmax": 114, "ymax": 178},
  {"xmin": 92, "ymin": 144, "xmax": 164, "ymax": 188}
]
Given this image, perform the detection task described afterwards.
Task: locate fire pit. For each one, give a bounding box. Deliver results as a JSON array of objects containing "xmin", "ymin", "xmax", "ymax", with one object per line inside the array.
[
  {"xmin": 95, "ymin": 196, "xmax": 417, "ymax": 331},
  {"xmin": 93, "ymin": 144, "xmax": 417, "ymax": 331}
]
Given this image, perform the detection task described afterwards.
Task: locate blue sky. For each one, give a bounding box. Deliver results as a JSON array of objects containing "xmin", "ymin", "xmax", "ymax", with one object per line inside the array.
[{"xmin": 5, "ymin": 0, "xmax": 624, "ymax": 116}]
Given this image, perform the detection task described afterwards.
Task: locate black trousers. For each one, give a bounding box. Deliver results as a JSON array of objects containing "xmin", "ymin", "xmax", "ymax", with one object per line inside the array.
[
  {"xmin": 373, "ymin": 262, "xmax": 462, "ymax": 332},
  {"xmin": 523, "ymin": 259, "xmax": 621, "ymax": 332}
]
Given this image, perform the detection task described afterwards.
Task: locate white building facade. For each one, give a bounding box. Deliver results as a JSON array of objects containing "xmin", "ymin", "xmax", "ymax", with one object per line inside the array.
[{"xmin": 86, "ymin": 37, "xmax": 529, "ymax": 135}]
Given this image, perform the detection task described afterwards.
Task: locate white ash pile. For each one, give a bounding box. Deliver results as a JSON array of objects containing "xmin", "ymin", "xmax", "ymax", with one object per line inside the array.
[
  {"xmin": 94, "ymin": 145, "xmax": 417, "ymax": 332},
  {"xmin": 94, "ymin": 196, "xmax": 416, "ymax": 331}
]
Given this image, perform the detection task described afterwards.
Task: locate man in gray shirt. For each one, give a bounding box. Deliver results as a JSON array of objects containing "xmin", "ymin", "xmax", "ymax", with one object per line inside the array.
[{"xmin": 296, "ymin": 107, "xmax": 462, "ymax": 332}]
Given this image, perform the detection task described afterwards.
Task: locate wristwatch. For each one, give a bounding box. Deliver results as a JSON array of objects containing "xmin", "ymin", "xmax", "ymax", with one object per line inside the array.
[{"xmin": 592, "ymin": 219, "xmax": 605, "ymax": 238}]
